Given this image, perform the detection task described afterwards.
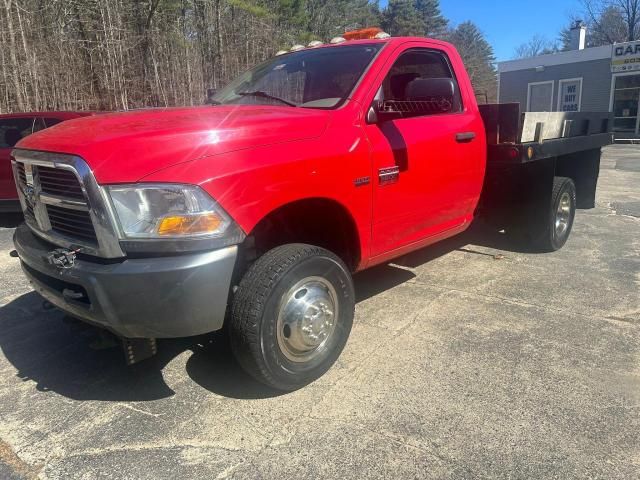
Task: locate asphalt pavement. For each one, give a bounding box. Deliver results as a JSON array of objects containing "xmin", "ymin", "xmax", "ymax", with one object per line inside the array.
[{"xmin": 0, "ymin": 145, "xmax": 638, "ymax": 479}]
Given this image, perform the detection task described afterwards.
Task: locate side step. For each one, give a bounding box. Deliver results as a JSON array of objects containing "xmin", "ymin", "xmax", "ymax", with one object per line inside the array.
[{"xmin": 121, "ymin": 338, "xmax": 157, "ymax": 365}]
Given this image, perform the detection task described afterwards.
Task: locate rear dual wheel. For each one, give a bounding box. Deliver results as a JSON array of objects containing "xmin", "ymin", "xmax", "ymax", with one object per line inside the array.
[
  {"xmin": 519, "ymin": 176, "xmax": 577, "ymax": 252},
  {"xmin": 229, "ymin": 244, "xmax": 354, "ymax": 391},
  {"xmin": 539, "ymin": 176, "xmax": 577, "ymax": 252}
]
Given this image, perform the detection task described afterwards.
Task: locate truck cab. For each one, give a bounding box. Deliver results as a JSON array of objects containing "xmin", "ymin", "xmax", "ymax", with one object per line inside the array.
[{"xmin": 10, "ymin": 34, "xmax": 611, "ymax": 391}]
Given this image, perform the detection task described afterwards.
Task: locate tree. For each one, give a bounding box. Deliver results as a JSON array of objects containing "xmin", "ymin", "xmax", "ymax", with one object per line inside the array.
[
  {"xmin": 559, "ymin": 13, "xmax": 627, "ymax": 49},
  {"xmin": 513, "ymin": 35, "xmax": 560, "ymax": 59},
  {"xmin": 446, "ymin": 22, "xmax": 497, "ymax": 103},
  {"xmin": 306, "ymin": 0, "xmax": 381, "ymax": 39},
  {"xmin": 381, "ymin": 0, "xmax": 447, "ymax": 37},
  {"xmin": 588, "ymin": 6, "xmax": 629, "ymax": 44},
  {"xmin": 582, "ymin": 0, "xmax": 640, "ymax": 43},
  {"xmin": 381, "ymin": 0, "xmax": 424, "ymax": 36},
  {"xmin": 414, "ymin": 0, "xmax": 447, "ymax": 37},
  {"xmin": 0, "ymin": 0, "xmax": 501, "ymax": 113}
]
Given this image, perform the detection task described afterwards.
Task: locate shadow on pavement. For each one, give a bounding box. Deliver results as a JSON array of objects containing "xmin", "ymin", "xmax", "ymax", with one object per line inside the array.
[
  {"xmin": 0, "ymin": 292, "xmax": 177, "ymax": 401},
  {"xmin": 0, "ymin": 292, "xmax": 283, "ymax": 401},
  {"xmin": 0, "ymin": 221, "xmax": 532, "ymax": 402},
  {"xmin": 0, "ymin": 214, "xmax": 23, "ymax": 229},
  {"xmin": 185, "ymin": 337, "xmax": 286, "ymax": 400}
]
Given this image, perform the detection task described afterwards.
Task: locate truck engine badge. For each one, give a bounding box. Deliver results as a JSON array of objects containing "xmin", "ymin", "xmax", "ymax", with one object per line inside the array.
[
  {"xmin": 354, "ymin": 176, "xmax": 370, "ymax": 187},
  {"xmin": 22, "ymin": 184, "xmax": 36, "ymax": 206},
  {"xmin": 22, "ymin": 163, "xmax": 36, "ymax": 206},
  {"xmin": 46, "ymin": 248, "xmax": 81, "ymax": 269}
]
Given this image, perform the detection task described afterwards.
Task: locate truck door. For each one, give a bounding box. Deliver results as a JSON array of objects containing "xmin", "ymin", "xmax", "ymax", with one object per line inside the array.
[{"xmin": 363, "ymin": 46, "xmax": 483, "ymax": 257}]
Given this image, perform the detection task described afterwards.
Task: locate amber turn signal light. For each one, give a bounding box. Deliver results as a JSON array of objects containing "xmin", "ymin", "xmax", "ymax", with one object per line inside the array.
[
  {"xmin": 157, "ymin": 213, "xmax": 223, "ymax": 236},
  {"xmin": 527, "ymin": 146, "xmax": 535, "ymax": 160}
]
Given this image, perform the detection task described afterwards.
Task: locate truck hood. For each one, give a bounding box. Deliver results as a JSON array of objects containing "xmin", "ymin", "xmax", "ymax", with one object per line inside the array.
[{"xmin": 16, "ymin": 105, "xmax": 331, "ymax": 184}]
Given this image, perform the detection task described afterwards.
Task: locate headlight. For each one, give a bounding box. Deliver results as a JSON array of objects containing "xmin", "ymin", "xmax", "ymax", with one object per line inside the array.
[{"xmin": 106, "ymin": 184, "xmax": 236, "ymax": 240}]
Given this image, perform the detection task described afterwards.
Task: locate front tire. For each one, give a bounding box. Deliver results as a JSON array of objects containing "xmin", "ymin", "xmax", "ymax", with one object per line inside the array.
[{"xmin": 229, "ymin": 244, "xmax": 355, "ymax": 391}]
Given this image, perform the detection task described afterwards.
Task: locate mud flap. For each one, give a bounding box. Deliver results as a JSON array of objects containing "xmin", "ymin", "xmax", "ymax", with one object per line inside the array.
[{"xmin": 122, "ymin": 337, "xmax": 158, "ymax": 365}]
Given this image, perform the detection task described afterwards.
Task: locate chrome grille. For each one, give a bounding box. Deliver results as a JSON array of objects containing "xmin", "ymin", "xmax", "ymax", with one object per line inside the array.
[
  {"xmin": 15, "ymin": 163, "xmax": 35, "ymax": 220},
  {"xmin": 46, "ymin": 204, "xmax": 97, "ymax": 243},
  {"xmin": 37, "ymin": 166, "xmax": 85, "ymax": 199},
  {"xmin": 15, "ymin": 163, "xmax": 98, "ymax": 244},
  {"xmin": 16, "ymin": 162, "xmax": 27, "ymax": 184},
  {"xmin": 11, "ymin": 150, "xmax": 125, "ymax": 258}
]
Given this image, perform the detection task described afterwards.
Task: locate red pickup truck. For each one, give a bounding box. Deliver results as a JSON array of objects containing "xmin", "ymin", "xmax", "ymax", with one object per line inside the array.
[
  {"xmin": 11, "ymin": 36, "xmax": 612, "ymax": 390},
  {"xmin": 0, "ymin": 112, "xmax": 93, "ymax": 212}
]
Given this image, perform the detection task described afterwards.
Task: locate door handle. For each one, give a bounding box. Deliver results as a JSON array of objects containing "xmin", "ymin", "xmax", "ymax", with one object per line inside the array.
[{"xmin": 456, "ymin": 132, "xmax": 476, "ymax": 143}]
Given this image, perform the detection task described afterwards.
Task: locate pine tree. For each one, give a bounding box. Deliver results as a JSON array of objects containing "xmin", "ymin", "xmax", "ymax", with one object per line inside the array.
[
  {"xmin": 381, "ymin": 0, "xmax": 424, "ymax": 36},
  {"xmin": 381, "ymin": 0, "xmax": 446, "ymax": 37},
  {"xmin": 446, "ymin": 22, "xmax": 497, "ymax": 103},
  {"xmin": 414, "ymin": 0, "xmax": 447, "ymax": 37}
]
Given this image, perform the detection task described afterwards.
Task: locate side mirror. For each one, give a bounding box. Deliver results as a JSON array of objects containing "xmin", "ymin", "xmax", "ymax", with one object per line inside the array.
[{"xmin": 367, "ymin": 100, "xmax": 403, "ymax": 124}]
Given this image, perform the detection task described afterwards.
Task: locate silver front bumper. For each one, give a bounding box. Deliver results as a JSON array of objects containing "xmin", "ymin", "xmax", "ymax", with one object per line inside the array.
[{"xmin": 14, "ymin": 224, "xmax": 237, "ymax": 338}]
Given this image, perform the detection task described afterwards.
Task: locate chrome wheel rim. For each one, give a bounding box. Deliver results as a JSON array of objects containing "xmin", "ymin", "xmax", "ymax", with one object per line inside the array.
[
  {"xmin": 276, "ymin": 276, "xmax": 339, "ymax": 363},
  {"xmin": 555, "ymin": 192, "xmax": 572, "ymax": 238}
]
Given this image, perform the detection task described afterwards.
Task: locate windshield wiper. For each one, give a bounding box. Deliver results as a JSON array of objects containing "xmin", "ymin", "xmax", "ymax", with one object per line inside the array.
[{"xmin": 236, "ymin": 91, "xmax": 298, "ymax": 107}]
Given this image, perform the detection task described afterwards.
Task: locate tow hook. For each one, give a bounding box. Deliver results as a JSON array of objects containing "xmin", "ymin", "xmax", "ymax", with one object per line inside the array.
[{"xmin": 45, "ymin": 247, "xmax": 82, "ymax": 269}]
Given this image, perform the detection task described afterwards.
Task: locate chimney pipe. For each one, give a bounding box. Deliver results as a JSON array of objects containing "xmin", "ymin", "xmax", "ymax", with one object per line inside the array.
[{"xmin": 570, "ymin": 20, "xmax": 586, "ymax": 50}]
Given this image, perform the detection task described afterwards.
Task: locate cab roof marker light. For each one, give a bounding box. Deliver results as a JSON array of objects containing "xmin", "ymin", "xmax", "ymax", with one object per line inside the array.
[
  {"xmin": 290, "ymin": 44, "xmax": 305, "ymax": 52},
  {"xmin": 374, "ymin": 31, "xmax": 391, "ymax": 39},
  {"xmin": 308, "ymin": 40, "xmax": 323, "ymax": 48},
  {"xmin": 343, "ymin": 27, "xmax": 385, "ymax": 40},
  {"xmin": 275, "ymin": 50, "xmax": 288, "ymax": 56},
  {"xmin": 330, "ymin": 37, "xmax": 346, "ymax": 44}
]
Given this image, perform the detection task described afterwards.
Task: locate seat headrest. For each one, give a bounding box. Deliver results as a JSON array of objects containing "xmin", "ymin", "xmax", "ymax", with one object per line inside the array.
[
  {"xmin": 405, "ymin": 78, "xmax": 456, "ymax": 100},
  {"xmin": 405, "ymin": 78, "xmax": 461, "ymax": 113}
]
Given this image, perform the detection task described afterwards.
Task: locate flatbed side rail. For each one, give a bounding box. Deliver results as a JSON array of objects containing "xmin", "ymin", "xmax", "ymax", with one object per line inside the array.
[
  {"xmin": 479, "ymin": 103, "xmax": 614, "ymax": 164},
  {"xmin": 519, "ymin": 111, "xmax": 611, "ymax": 143}
]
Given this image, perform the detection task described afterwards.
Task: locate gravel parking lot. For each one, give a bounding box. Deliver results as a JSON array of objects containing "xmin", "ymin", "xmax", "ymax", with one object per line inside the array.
[{"xmin": 0, "ymin": 145, "xmax": 638, "ymax": 479}]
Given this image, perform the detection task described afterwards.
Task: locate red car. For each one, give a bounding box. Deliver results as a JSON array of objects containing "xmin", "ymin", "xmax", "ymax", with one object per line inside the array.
[
  {"xmin": 0, "ymin": 112, "xmax": 92, "ymax": 212},
  {"xmin": 11, "ymin": 35, "xmax": 612, "ymax": 390}
]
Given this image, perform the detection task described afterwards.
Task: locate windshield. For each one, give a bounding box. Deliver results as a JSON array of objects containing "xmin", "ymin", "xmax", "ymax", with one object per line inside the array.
[{"xmin": 212, "ymin": 44, "xmax": 383, "ymax": 109}]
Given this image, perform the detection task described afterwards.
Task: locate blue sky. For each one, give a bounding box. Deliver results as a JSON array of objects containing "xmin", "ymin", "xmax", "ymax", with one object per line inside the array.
[{"xmin": 378, "ymin": 0, "xmax": 583, "ymax": 61}]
